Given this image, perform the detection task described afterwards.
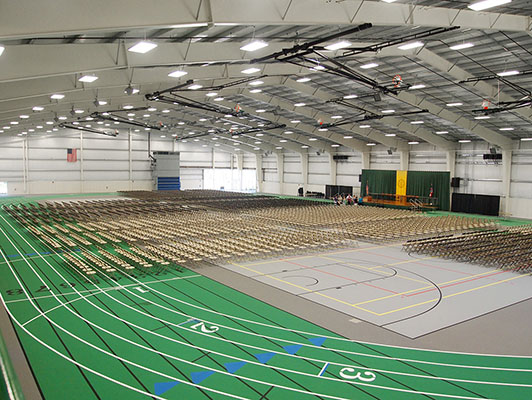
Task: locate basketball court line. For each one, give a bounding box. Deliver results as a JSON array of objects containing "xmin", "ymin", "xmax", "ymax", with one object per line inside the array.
[
  {"xmin": 4, "ymin": 241, "xmax": 492, "ymax": 400},
  {"xmin": 2, "ymin": 212, "xmax": 532, "ymax": 365},
  {"xmin": 3, "ymin": 245, "xmax": 527, "ymax": 398}
]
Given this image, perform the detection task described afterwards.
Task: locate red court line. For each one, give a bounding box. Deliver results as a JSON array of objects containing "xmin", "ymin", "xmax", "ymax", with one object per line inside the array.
[
  {"xmin": 406, "ymin": 270, "xmax": 507, "ymax": 297},
  {"xmin": 281, "ymin": 259, "xmax": 400, "ymax": 295},
  {"xmin": 360, "ymin": 250, "xmax": 473, "ymax": 276}
]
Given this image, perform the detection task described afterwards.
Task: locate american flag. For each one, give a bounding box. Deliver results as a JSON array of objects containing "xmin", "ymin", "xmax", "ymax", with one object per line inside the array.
[{"xmin": 67, "ymin": 148, "xmax": 77, "ymax": 162}]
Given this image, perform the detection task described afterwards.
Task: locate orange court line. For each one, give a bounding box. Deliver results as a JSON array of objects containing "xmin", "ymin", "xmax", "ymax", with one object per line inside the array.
[
  {"xmin": 352, "ymin": 268, "xmax": 505, "ymax": 307},
  {"xmin": 405, "ymin": 270, "xmax": 506, "ymax": 297}
]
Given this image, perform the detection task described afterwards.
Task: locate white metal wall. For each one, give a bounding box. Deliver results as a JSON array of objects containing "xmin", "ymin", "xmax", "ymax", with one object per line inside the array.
[{"xmin": 2, "ymin": 130, "xmax": 532, "ymax": 218}]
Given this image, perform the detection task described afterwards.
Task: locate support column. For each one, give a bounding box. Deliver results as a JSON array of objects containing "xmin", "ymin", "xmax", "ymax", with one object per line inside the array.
[
  {"xmin": 80, "ymin": 131, "xmax": 84, "ymax": 193},
  {"xmin": 128, "ymin": 130, "xmax": 133, "ymax": 190},
  {"xmin": 236, "ymin": 153, "xmax": 244, "ymax": 170},
  {"xmin": 301, "ymin": 153, "xmax": 309, "ymax": 195},
  {"xmin": 255, "ymin": 153, "xmax": 263, "ymax": 193},
  {"xmin": 446, "ymin": 151, "xmax": 456, "ymax": 178},
  {"xmin": 328, "ymin": 153, "xmax": 337, "ymax": 185},
  {"xmin": 22, "ymin": 138, "xmax": 27, "ymax": 194},
  {"xmin": 275, "ymin": 152, "xmax": 284, "ymax": 194},
  {"xmin": 399, "ymin": 150, "xmax": 409, "ymax": 171},
  {"xmin": 502, "ymin": 150, "xmax": 512, "ymax": 213},
  {"xmin": 361, "ymin": 151, "xmax": 370, "ymax": 170}
]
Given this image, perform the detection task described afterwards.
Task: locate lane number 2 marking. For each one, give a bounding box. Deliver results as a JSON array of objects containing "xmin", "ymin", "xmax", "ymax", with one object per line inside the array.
[{"xmin": 190, "ymin": 321, "xmax": 219, "ymax": 334}]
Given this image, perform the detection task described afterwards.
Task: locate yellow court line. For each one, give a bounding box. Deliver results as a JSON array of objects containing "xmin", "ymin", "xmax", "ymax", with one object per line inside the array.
[
  {"xmin": 352, "ymin": 268, "xmax": 500, "ymax": 307},
  {"xmin": 228, "ymin": 260, "xmax": 380, "ymax": 316},
  {"xmin": 318, "ymin": 255, "xmax": 431, "ymax": 286},
  {"xmin": 240, "ymin": 243, "xmax": 401, "ymax": 267},
  {"xmin": 376, "ymin": 272, "xmax": 532, "ymax": 316}
]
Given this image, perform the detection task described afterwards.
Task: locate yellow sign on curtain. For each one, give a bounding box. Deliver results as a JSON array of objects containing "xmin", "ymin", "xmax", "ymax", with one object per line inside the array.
[{"xmin": 396, "ymin": 170, "xmax": 407, "ymax": 197}]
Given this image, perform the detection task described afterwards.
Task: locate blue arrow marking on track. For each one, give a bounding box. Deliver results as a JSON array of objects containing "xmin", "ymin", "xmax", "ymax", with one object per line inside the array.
[
  {"xmin": 254, "ymin": 352, "xmax": 276, "ymax": 364},
  {"xmin": 283, "ymin": 344, "xmax": 303, "ymax": 355},
  {"xmin": 224, "ymin": 361, "xmax": 247, "ymax": 374},
  {"xmin": 308, "ymin": 337, "xmax": 327, "ymax": 347},
  {"xmin": 191, "ymin": 370, "xmax": 215, "ymax": 384},
  {"xmin": 154, "ymin": 381, "xmax": 180, "ymax": 396}
]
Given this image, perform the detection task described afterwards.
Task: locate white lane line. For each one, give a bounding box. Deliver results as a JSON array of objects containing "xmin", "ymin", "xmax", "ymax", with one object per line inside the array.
[
  {"xmin": 0, "ymin": 240, "xmax": 253, "ymax": 400},
  {"xmin": 0, "ymin": 292, "xmax": 170, "ymax": 400},
  {"xmin": 0, "ymin": 247, "xmax": 359, "ymax": 400},
  {"xmin": 3, "ymin": 223, "xmax": 522, "ymax": 396},
  {"xmin": 62, "ymin": 250, "xmax": 532, "ymax": 388},
  {"xmin": 22, "ymin": 292, "xmax": 100, "ymax": 327},
  {"xmin": 5, "ymin": 274, "xmax": 200, "ymax": 304},
  {"xmin": 1, "ymin": 215, "xmax": 530, "ymax": 360},
  {"xmin": 75, "ymin": 246, "xmax": 532, "ymax": 374},
  {"xmin": 3, "ymin": 221, "xmax": 532, "ymax": 395},
  {"xmin": 6, "ymin": 224, "xmax": 531, "ymax": 392}
]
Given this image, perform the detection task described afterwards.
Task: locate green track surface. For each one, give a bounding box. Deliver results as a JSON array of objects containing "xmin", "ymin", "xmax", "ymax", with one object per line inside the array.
[{"xmin": 0, "ymin": 199, "xmax": 531, "ymax": 399}]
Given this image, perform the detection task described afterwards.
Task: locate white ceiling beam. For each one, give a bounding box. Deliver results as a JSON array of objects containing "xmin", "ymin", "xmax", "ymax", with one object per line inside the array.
[
  {"xmin": 244, "ymin": 87, "xmax": 409, "ymax": 150},
  {"xmin": 0, "ymin": 0, "xmax": 530, "ymax": 39},
  {"xmin": 0, "ymin": 42, "xmax": 306, "ymax": 83},
  {"xmin": 395, "ymin": 90, "xmax": 514, "ymax": 149},
  {"xmin": 209, "ymin": 97, "xmax": 332, "ymax": 152},
  {"xmin": 283, "ymin": 78, "xmax": 455, "ymax": 150},
  {"xmin": 415, "ymin": 48, "xmax": 532, "ymax": 123}
]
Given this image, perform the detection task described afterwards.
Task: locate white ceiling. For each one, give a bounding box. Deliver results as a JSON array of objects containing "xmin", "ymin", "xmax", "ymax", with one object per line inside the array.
[{"xmin": 0, "ymin": 0, "xmax": 531, "ymax": 154}]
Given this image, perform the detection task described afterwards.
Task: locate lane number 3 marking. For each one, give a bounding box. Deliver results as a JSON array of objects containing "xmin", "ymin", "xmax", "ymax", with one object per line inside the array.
[
  {"xmin": 190, "ymin": 321, "xmax": 219, "ymax": 334},
  {"xmin": 340, "ymin": 367, "xmax": 376, "ymax": 382}
]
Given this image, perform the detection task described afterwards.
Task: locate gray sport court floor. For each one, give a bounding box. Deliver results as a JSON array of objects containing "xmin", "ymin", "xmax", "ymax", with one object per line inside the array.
[{"xmin": 219, "ymin": 241, "xmax": 532, "ymax": 339}]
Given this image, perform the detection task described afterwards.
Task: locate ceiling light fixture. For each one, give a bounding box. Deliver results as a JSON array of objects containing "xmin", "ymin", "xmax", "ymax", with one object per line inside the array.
[
  {"xmin": 331, "ymin": 115, "xmax": 343, "ymax": 119},
  {"xmin": 359, "ymin": 125, "xmax": 371, "ymax": 128},
  {"xmin": 385, "ymin": 133, "xmax": 396, "ymax": 137},
  {"xmin": 458, "ymin": 139, "xmax": 471, "ymax": 143},
  {"xmin": 497, "ymin": 70, "xmax": 520, "ymax": 77},
  {"xmin": 296, "ymin": 77, "xmax": 311, "ymax": 83},
  {"xmin": 294, "ymin": 103, "xmax": 306, "ymax": 107},
  {"xmin": 520, "ymin": 138, "xmax": 532, "ymax": 141},
  {"xmin": 381, "ymin": 109, "xmax": 395, "ymax": 114},
  {"xmin": 324, "ymin": 40, "xmax": 352, "ymax": 51},
  {"xmin": 409, "ymin": 84, "xmax": 426, "ymax": 90},
  {"xmin": 468, "ymin": 0, "xmax": 511, "ymax": 11},
  {"xmin": 249, "ymin": 89, "xmax": 262, "ymax": 93},
  {"xmin": 398, "ymin": 41, "xmax": 424, "ymax": 50},
  {"xmin": 366, "ymin": 143, "xmax": 376, "ymax": 146},
  {"xmin": 290, "ymin": 120, "xmax": 300, "ymax": 123},
  {"xmin": 188, "ymin": 84, "xmax": 203, "ymax": 90},
  {"xmin": 240, "ymin": 40, "xmax": 268, "ymax": 52},
  {"xmin": 32, "ymin": 106, "xmax": 44, "ymax": 111},
  {"xmin": 449, "ymin": 42, "xmax": 474, "ymax": 50},
  {"xmin": 78, "ymin": 75, "xmax": 98, "ymax": 83},
  {"xmin": 499, "ymin": 127, "xmax": 514, "ymax": 131},
  {"xmin": 474, "ymin": 115, "xmax": 490, "ymax": 120},
  {"xmin": 128, "ymin": 41, "xmax": 158, "ymax": 54},
  {"xmin": 168, "ymin": 70, "xmax": 188, "ymax": 78},
  {"xmin": 50, "ymin": 94, "xmax": 65, "ymax": 100},
  {"xmin": 249, "ymin": 80, "xmax": 264, "ymax": 86},
  {"xmin": 435, "ymin": 131, "xmax": 448, "ymax": 134},
  {"xmin": 411, "ymin": 120, "xmax": 424, "ymax": 124},
  {"xmin": 19, "ymin": 115, "xmax": 29, "ymax": 119},
  {"xmin": 343, "ymin": 94, "xmax": 358, "ymax": 99},
  {"xmin": 360, "ymin": 63, "xmax": 379, "ymax": 69},
  {"xmin": 446, "ymin": 102, "xmax": 463, "ymax": 107},
  {"xmin": 408, "ymin": 141, "xmax": 419, "ymax": 145},
  {"xmin": 98, "ymin": 100, "xmax": 108, "ymax": 106},
  {"xmin": 0, "ymin": 45, "xmax": 4, "ymax": 56},
  {"xmin": 241, "ymin": 67, "xmax": 261, "ymax": 74},
  {"xmin": 331, "ymin": 144, "xmax": 340, "ymax": 148}
]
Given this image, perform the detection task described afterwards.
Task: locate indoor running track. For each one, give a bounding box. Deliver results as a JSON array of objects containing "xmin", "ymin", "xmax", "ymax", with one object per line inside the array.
[{"xmin": 1, "ymin": 212, "xmax": 532, "ymax": 399}]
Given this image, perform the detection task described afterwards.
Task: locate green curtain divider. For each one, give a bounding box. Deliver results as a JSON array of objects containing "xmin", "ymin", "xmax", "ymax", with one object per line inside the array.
[
  {"xmin": 0, "ymin": 331, "xmax": 24, "ymax": 400},
  {"xmin": 360, "ymin": 169, "xmax": 397, "ymax": 197},
  {"xmin": 406, "ymin": 170, "xmax": 450, "ymax": 211}
]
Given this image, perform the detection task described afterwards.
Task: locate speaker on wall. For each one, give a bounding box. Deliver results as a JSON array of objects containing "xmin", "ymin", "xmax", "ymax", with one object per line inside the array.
[
  {"xmin": 359, "ymin": 174, "xmax": 362, "ymax": 182},
  {"xmin": 451, "ymin": 177, "xmax": 461, "ymax": 188}
]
